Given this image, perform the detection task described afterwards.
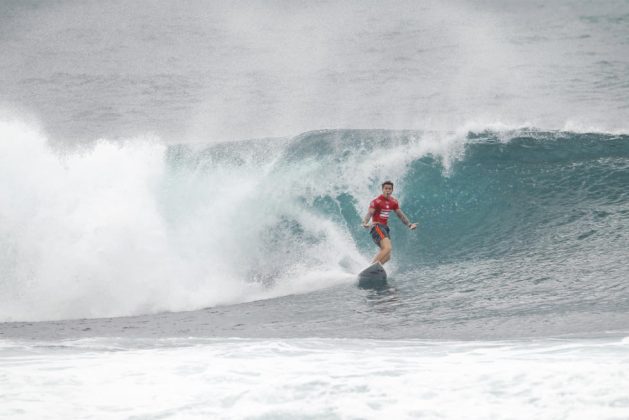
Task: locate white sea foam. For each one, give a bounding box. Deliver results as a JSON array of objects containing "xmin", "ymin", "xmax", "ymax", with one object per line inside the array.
[
  {"xmin": 0, "ymin": 119, "xmax": 376, "ymax": 322},
  {"xmin": 1, "ymin": 336, "xmax": 628, "ymax": 419},
  {"xmin": 1, "ymin": 114, "xmax": 483, "ymax": 322}
]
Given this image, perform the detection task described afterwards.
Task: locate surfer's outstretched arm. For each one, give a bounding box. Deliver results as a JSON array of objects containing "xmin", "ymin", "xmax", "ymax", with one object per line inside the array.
[{"xmin": 395, "ymin": 209, "xmax": 417, "ymax": 230}]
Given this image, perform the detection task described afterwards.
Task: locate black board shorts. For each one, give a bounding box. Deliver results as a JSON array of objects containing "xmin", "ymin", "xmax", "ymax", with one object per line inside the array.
[{"xmin": 370, "ymin": 223, "xmax": 390, "ymax": 246}]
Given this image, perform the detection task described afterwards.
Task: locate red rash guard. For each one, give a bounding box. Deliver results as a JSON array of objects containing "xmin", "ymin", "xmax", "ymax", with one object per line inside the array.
[{"xmin": 370, "ymin": 195, "xmax": 399, "ymax": 225}]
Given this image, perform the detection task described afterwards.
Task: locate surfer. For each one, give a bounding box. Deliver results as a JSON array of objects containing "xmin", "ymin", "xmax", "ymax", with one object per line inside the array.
[{"xmin": 362, "ymin": 181, "xmax": 417, "ymax": 265}]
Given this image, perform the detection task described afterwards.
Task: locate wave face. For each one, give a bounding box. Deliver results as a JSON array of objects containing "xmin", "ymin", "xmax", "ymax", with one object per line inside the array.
[
  {"xmin": 1, "ymin": 119, "xmax": 628, "ymax": 323},
  {"xmin": 401, "ymin": 130, "xmax": 629, "ymax": 264}
]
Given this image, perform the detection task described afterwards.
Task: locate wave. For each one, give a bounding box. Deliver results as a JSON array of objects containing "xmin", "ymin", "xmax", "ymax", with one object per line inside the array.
[{"xmin": 1, "ymin": 118, "xmax": 627, "ymax": 322}]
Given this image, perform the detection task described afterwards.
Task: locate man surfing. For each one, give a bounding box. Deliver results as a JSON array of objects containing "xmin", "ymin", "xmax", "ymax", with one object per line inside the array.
[{"xmin": 362, "ymin": 181, "xmax": 417, "ymax": 265}]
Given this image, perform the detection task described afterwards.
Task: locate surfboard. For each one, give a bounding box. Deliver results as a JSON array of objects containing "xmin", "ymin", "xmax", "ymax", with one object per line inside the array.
[{"xmin": 357, "ymin": 262, "xmax": 387, "ymax": 288}]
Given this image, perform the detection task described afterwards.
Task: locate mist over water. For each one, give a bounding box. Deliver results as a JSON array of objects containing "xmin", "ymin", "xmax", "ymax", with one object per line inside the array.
[{"xmin": 1, "ymin": 0, "xmax": 628, "ymax": 143}]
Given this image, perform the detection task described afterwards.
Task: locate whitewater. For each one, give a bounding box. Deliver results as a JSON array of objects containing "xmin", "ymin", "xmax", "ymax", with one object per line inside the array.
[{"xmin": 1, "ymin": 0, "xmax": 629, "ymax": 418}]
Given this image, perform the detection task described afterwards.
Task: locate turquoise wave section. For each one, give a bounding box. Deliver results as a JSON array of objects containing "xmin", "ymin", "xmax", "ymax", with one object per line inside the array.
[
  {"xmin": 401, "ymin": 132, "xmax": 628, "ymax": 266},
  {"xmin": 283, "ymin": 131, "xmax": 628, "ymax": 266},
  {"xmin": 168, "ymin": 129, "xmax": 628, "ymax": 273}
]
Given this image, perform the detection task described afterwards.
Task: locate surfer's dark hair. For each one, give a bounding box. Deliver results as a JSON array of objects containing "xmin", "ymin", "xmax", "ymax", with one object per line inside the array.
[{"xmin": 381, "ymin": 180, "xmax": 394, "ymax": 188}]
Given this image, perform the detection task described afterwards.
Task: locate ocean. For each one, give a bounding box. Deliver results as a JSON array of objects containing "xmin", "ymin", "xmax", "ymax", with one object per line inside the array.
[{"xmin": 1, "ymin": 1, "xmax": 628, "ymax": 418}]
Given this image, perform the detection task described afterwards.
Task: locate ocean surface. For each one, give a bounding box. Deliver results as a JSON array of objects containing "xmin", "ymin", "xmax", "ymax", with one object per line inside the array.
[{"xmin": 1, "ymin": 1, "xmax": 629, "ymax": 419}]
